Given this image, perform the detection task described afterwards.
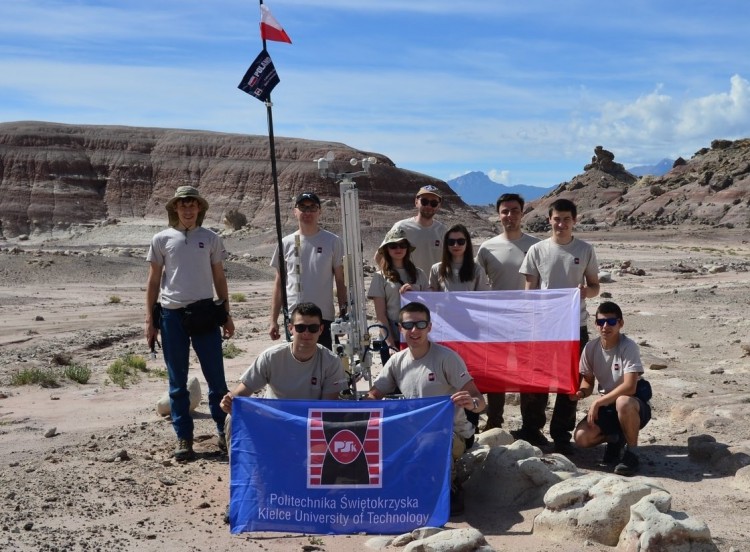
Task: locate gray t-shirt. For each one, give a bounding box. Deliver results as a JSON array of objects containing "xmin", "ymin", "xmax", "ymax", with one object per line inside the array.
[
  {"xmin": 270, "ymin": 229, "xmax": 344, "ymax": 321},
  {"xmin": 388, "ymin": 217, "xmax": 447, "ymax": 277},
  {"xmin": 146, "ymin": 227, "xmax": 227, "ymax": 309},
  {"xmin": 519, "ymin": 237, "xmax": 598, "ymax": 325},
  {"xmin": 428, "ymin": 262, "xmax": 489, "ymax": 291},
  {"xmin": 579, "ymin": 334, "xmax": 643, "ymax": 394},
  {"xmin": 373, "ymin": 343, "xmax": 474, "ymax": 438},
  {"xmin": 239, "ymin": 342, "xmax": 347, "ymax": 399},
  {"xmin": 367, "ymin": 267, "xmax": 428, "ymax": 322},
  {"xmin": 475, "ymin": 233, "xmax": 540, "ymax": 291}
]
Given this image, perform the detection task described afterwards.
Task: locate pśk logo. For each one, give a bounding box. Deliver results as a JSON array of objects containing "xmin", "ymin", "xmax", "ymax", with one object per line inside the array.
[
  {"xmin": 329, "ymin": 429, "xmax": 361, "ymax": 464},
  {"xmin": 574, "ymin": 257, "xmax": 580, "ymax": 264},
  {"xmin": 308, "ymin": 408, "xmax": 382, "ymax": 489},
  {"xmin": 316, "ymin": 246, "xmax": 323, "ymax": 253}
]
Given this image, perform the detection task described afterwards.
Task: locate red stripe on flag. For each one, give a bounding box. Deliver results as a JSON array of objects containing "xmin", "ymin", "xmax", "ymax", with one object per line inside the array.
[
  {"xmin": 260, "ymin": 23, "xmax": 292, "ymax": 43},
  {"xmin": 439, "ymin": 340, "xmax": 579, "ymax": 394}
]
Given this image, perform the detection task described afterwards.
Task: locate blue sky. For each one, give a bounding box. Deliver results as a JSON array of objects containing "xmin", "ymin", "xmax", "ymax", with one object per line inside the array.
[{"xmin": 2, "ymin": 1, "xmax": 750, "ymax": 188}]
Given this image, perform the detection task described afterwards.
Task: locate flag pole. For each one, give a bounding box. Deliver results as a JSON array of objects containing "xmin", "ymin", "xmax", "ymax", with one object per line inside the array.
[{"xmin": 259, "ymin": 0, "xmax": 290, "ymax": 336}]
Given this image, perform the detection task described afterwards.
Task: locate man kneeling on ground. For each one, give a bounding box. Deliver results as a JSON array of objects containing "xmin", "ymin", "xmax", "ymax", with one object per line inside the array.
[
  {"xmin": 572, "ymin": 301, "xmax": 651, "ymax": 476},
  {"xmin": 366, "ymin": 301, "xmax": 486, "ymax": 516},
  {"xmin": 220, "ymin": 302, "xmax": 346, "ymax": 438}
]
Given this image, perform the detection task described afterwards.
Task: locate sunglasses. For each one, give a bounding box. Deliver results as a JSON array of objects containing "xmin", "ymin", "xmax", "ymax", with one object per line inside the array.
[
  {"xmin": 387, "ymin": 242, "xmax": 408, "ymax": 250},
  {"xmin": 419, "ymin": 198, "xmax": 440, "ymax": 208},
  {"xmin": 296, "ymin": 204, "xmax": 320, "ymax": 213},
  {"xmin": 595, "ymin": 317, "xmax": 620, "ymax": 327},
  {"xmin": 293, "ymin": 323, "xmax": 321, "ymax": 333},
  {"xmin": 446, "ymin": 238, "xmax": 467, "ymax": 246},
  {"xmin": 399, "ymin": 320, "xmax": 429, "ymax": 330}
]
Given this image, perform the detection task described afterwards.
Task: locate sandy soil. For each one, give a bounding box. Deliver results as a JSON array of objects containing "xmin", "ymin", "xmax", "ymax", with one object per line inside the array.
[{"xmin": 1, "ymin": 225, "xmax": 749, "ymax": 552}]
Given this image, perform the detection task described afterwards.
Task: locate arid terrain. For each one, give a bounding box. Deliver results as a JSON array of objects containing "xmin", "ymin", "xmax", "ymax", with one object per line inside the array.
[{"xmin": 1, "ymin": 223, "xmax": 749, "ymax": 552}]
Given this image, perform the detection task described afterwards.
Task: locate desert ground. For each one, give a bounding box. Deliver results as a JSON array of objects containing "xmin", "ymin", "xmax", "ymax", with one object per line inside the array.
[{"xmin": 1, "ymin": 222, "xmax": 749, "ymax": 552}]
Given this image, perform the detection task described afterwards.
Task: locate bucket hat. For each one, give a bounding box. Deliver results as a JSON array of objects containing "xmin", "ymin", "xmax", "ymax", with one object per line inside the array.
[{"xmin": 166, "ymin": 186, "xmax": 209, "ymax": 227}]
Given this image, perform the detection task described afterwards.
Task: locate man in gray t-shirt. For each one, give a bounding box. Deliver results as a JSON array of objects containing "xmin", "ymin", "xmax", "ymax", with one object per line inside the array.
[
  {"xmin": 367, "ymin": 301, "xmax": 485, "ymax": 517},
  {"xmin": 222, "ymin": 302, "xmax": 346, "ymax": 414}
]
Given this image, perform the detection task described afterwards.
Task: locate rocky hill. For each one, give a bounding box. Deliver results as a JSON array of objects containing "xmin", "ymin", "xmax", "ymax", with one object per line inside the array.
[
  {"xmin": 524, "ymin": 142, "xmax": 750, "ymax": 232},
  {"xmin": 0, "ymin": 121, "xmax": 488, "ymax": 243}
]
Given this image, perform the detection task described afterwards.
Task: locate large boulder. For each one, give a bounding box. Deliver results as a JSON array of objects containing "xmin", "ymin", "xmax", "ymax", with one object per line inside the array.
[
  {"xmin": 533, "ymin": 473, "xmax": 667, "ymax": 546},
  {"xmin": 155, "ymin": 376, "xmax": 202, "ymax": 416}
]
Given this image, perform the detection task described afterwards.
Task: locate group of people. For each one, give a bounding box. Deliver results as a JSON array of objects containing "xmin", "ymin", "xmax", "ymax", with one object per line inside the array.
[{"xmin": 145, "ymin": 184, "xmax": 651, "ymax": 516}]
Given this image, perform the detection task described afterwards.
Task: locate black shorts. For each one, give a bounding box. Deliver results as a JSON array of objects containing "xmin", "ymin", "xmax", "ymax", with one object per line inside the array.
[{"xmin": 593, "ymin": 398, "xmax": 651, "ymax": 437}]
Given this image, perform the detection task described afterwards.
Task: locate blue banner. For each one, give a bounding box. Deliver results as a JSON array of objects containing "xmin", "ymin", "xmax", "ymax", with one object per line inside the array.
[{"xmin": 229, "ymin": 396, "xmax": 454, "ymax": 534}]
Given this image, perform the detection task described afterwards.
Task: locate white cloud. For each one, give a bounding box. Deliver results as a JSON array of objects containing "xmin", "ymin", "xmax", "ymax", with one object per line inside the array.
[{"xmin": 487, "ymin": 170, "xmax": 511, "ymax": 185}]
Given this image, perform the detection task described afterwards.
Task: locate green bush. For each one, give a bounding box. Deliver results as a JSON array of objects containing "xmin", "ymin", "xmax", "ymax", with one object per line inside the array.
[
  {"xmin": 230, "ymin": 292, "xmax": 246, "ymax": 303},
  {"xmin": 11, "ymin": 368, "xmax": 59, "ymax": 388},
  {"xmin": 107, "ymin": 354, "xmax": 147, "ymax": 387},
  {"xmin": 65, "ymin": 363, "xmax": 91, "ymax": 384},
  {"xmin": 222, "ymin": 342, "xmax": 243, "ymax": 359},
  {"xmin": 108, "ymin": 295, "xmax": 121, "ymax": 304}
]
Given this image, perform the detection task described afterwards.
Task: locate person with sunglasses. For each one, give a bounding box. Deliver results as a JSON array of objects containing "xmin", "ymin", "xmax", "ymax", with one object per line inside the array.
[
  {"xmin": 367, "ymin": 227, "xmax": 429, "ymax": 365},
  {"xmin": 269, "ymin": 191, "xmax": 346, "ymax": 351},
  {"xmin": 429, "ymin": 224, "xmax": 489, "ymax": 292},
  {"xmin": 221, "ymin": 302, "xmax": 346, "ymax": 414},
  {"xmin": 379, "ymin": 185, "xmax": 447, "ymax": 277},
  {"xmin": 571, "ymin": 302, "xmax": 650, "ymax": 476},
  {"xmin": 519, "ymin": 198, "xmax": 600, "ymax": 455},
  {"xmin": 366, "ymin": 301, "xmax": 486, "ymax": 516}
]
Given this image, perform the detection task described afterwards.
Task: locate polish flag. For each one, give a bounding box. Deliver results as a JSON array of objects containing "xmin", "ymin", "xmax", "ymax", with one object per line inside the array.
[
  {"xmin": 402, "ymin": 289, "xmax": 580, "ymax": 393},
  {"xmin": 260, "ymin": 4, "xmax": 292, "ymax": 44}
]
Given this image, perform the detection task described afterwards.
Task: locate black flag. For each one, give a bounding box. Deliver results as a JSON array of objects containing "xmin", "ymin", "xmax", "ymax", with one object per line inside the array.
[{"xmin": 238, "ymin": 49, "xmax": 280, "ymax": 102}]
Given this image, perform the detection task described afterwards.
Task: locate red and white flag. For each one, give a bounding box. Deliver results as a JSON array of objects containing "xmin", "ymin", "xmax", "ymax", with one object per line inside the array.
[
  {"xmin": 402, "ymin": 289, "xmax": 580, "ymax": 394},
  {"xmin": 260, "ymin": 4, "xmax": 292, "ymax": 44}
]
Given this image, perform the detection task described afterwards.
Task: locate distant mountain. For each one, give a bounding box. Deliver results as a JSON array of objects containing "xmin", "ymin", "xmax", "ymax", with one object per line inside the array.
[
  {"xmin": 628, "ymin": 158, "xmax": 674, "ymax": 177},
  {"xmin": 447, "ymin": 171, "xmax": 553, "ymax": 206}
]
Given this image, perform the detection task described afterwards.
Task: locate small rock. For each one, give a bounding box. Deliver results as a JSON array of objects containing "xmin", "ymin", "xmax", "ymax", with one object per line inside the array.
[
  {"xmin": 688, "ymin": 343, "xmax": 700, "ymax": 348},
  {"xmin": 44, "ymin": 427, "xmax": 57, "ymax": 438},
  {"xmin": 23, "ymin": 521, "xmax": 33, "ymax": 531},
  {"xmin": 649, "ymin": 364, "xmax": 668, "ymax": 371},
  {"xmin": 34, "ymin": 315, "xmax": 44, "ymax": 322},
  {"xmin": 682, "ymin": 391, "xmax": 697, "ymax": 398},
  {"xmin": 710, "ymin": 368, "xmax": 725, "ymax": 375},
  {"xmin": 599, "ymin": 291, "xmax": 613, "ymax": 298}
]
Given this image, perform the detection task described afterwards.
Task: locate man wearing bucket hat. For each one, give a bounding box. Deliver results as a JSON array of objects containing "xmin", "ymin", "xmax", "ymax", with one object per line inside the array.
[
  {"xmin": 145, "ymin": 186, "xmax": 234, "ymax": 461},
  {"xmin": 380, "ymin": 185, "xmax": 447, "ymax": 277},
  {"xmin": 269, "ymin": 191, "xmax": 346, "ymax": 351}
]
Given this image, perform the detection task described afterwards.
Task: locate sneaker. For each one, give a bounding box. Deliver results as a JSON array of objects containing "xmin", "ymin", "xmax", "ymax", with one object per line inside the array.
[
  {"xmin": 614, "ymin": 449, "xmax": 639, "ymax": 476},
  {"xmin": 223, "ymin": 504, "xmax": 230, "ymax": 525},
  {"xmin": 511, "ymin": 428, "xmax": 550, "ymax": 448},
  {"xmin": 449, "ymin": 483, "xmax": 465, "ymax": 517},
  {"xmin": 553, "ymin": 440, "xmax": 575, "ymax": 456},
  {"xmin": 217, "ymin": 433, "xmax": 227, "ymax": 453},
  {"xmin": 174, "ymin": 438, "xmax": 195, "ymax": 461},
  {"xmin": 600, "ymin": 440, "xmax": 624, "ymax": 466}
]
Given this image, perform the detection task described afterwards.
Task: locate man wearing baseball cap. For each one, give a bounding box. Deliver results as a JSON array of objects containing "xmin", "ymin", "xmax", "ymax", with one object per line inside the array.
[
  {"xmin": 381, "ymin": 185, "xmax": 447, "ymax": 277},
  {"xmin": 145, "ymin": 186, "xmax": 234, "ymax": 461},
  {"xmin": 269, "ymin": 191, "xmax": 346, "ymax": 351}
]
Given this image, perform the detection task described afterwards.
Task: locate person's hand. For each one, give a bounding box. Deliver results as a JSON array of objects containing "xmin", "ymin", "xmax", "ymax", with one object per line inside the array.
[
  {"xmin": 146, "ymin": 323, "xmax": 158, "ymax": 344},
  {"xmin": 570, "ymin": 389, "xmax": 585, "ymax": 402},
  {"xmin": 222, "ymin": 317, "xmax": 235, "ymax": 339},
  {"xmin": 450, "ymin": 390, "xmax": 473, "ymax": 409},
  {"xmin": 220, "ymin": 392, "xmax": 233, "ymax": 414},
  {"xmin": 587, "ymin": 401, "xmax": 602, "ymax": 425},
  {"xmin": 269, "ymin": 321, "xmax": 280, "ymax": 340},
  {"xmin": 399, "ymin": 283, "xmax": 413, "ymax": 294}
]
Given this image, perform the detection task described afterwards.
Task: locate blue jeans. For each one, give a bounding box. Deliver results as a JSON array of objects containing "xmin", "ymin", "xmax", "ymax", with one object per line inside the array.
[{"xmin": 160, "ymin": 307, "xmax": 228, "ymax": 440}]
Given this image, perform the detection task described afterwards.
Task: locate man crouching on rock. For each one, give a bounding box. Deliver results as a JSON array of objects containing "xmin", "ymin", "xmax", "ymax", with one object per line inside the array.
[
  {"xmin": 145, "ymin": 186, "xmax": 234, "ymax": 461},
  {"xmin": 365, "ymin": 301, "xmax": 486, "ymax": 517},
  {"xmin": 572, "ymin": 301, "xmax": 652, "ymax": 476}
]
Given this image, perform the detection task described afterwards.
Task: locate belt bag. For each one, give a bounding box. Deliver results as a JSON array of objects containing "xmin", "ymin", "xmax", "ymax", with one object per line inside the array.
[{"xmin": 182, "ymin": 299, "xmax": 228, "ymax": 336}]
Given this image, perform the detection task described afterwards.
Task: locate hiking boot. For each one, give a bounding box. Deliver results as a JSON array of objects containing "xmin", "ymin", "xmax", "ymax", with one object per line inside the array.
[
  {"xmin": 174, "ymin": 438, "xmax": 195, "ymax": 461},
  {"xmin": 449, "ymin": 482, "xmax": 465, "ymax": 517},
  {"xmin": 223, "ymin": 504, "xmax": 230, "ymax": 525},
  {"xmin": 217, "ymin": 433, "xmax": 227, "ymax": 453},
  {"xmin": 510, "ymin": 428, "xmax": 550, "ymax": 448},
  {"xmin": 553, "ymin": 440, "xmax": 575, "ymax": 456},
  {"xmin": 614, "ymin": 449, "xmax": 639, "ymax": 476},
  {"xmin": 600, "ymin": 440, "xmax": 624, "ymax": 466}
]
